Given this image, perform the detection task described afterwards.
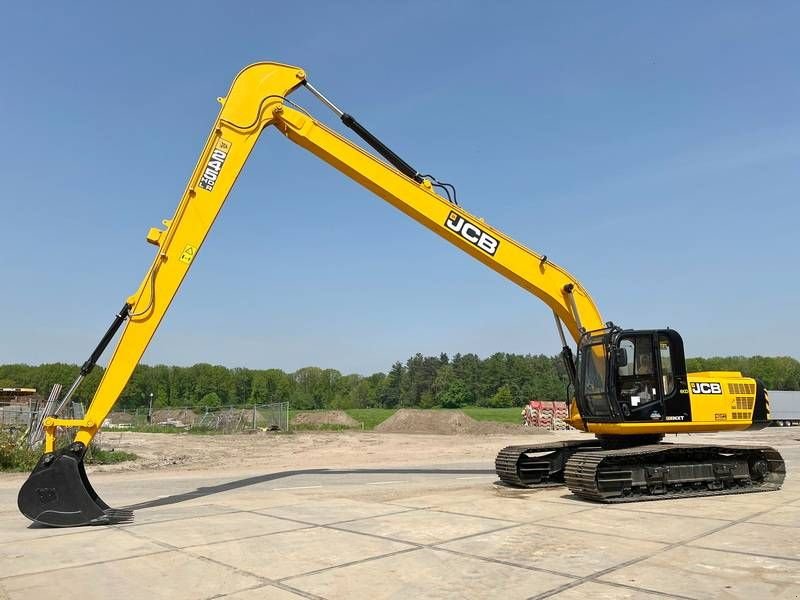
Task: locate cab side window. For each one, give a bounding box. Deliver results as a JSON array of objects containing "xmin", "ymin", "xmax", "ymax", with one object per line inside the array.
[
  {"xmin": 617, "ymin": 337, "xmax": 655, "ymax": 379},
  {"xmin": 659, "ymin": 335, "xmax": 675, "ymax": 396}
]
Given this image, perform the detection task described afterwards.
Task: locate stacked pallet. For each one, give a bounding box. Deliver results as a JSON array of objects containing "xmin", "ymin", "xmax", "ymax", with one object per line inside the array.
[{"xmin": 523, "ymin": 400, "xmax": 573, "ymax": 430}]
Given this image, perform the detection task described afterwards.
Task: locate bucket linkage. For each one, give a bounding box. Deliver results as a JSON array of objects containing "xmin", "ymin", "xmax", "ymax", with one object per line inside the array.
[{"xmin": 18, "ymin": 303, "xmax": 134, "ymax": 527}]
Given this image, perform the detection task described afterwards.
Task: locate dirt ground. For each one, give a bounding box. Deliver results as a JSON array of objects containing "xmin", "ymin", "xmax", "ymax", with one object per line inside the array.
[
  {"xmin": 89, "ymin": 428, "xmax": 562, "ymax": 474},
  {"xmin": 81, "ymin": 424, "xmax": 800, "ymax": 478},
  {"xmin": 376, "ymin": 409, "xmax": 550, "ymax": 435}
]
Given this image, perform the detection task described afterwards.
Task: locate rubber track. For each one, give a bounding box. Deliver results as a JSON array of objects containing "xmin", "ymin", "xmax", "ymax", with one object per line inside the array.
[
  {"xmin": 495, "ymin": 440, "xmax": 602, "ymax": 488},
  {"xmin": 564, "ymin": 444, "xmax": 786, "ymax": 503}
]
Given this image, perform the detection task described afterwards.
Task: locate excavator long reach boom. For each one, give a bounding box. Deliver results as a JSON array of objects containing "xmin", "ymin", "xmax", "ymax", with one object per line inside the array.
[{"xmin": 18, "ymin": 62, "xmax": 783, "ymax": 527}]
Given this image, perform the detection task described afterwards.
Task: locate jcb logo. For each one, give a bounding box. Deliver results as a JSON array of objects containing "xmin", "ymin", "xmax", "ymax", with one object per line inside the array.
[
  {"xmin": 691, "ymin": 382, "xmax": 722, "ymax": 395},
  {"xmin": 445, "ymin": 212, "xmax": 499, "ymax": 256}
]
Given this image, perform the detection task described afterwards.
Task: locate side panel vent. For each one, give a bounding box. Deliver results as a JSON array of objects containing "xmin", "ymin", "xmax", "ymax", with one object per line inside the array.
[{"xmin": 729, "ymin": 383, "xmax": 756, "ymax": 395}]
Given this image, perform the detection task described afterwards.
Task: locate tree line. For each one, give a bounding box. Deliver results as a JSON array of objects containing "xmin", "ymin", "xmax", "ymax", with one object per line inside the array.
[{"xmin": 1, "ymin": 354, "xmax": 798, "ymax": 411}]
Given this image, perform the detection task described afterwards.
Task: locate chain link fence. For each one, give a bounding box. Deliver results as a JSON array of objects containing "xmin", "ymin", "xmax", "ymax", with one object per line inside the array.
[
  {"xmin": 105, "ymin": 402, "xmax": 290, "ymax": 434},
  {"xmin": 1, "ymin": 396, "xmax": 85, "ymax": 448},
  {"xmin": 1, "ymin": 398, "xmax": 289, "ymax": 448}
]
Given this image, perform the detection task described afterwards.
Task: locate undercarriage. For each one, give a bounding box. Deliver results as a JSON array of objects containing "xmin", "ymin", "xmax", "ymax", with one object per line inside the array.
[{"xmin": 495, "ymin": 438, "xmax": 785, "ymax": 502}]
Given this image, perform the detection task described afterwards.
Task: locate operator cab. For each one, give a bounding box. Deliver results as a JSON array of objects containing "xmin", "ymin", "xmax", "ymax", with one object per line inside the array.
[{"xmin": 574, "ymin": 327, "xmax": 691, "ymax": 423}]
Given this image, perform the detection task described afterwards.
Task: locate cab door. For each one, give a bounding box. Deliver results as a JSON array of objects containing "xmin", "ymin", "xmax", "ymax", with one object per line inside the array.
[{"xmin": 616, "ymin": 333, "xmax": 665, "ymax": 421}]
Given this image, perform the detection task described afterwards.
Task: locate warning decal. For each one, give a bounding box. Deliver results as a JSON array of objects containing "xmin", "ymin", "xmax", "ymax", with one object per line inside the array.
[{"xmin": 179, "ymin": 244, "xmax": 197, "ymax": 264}]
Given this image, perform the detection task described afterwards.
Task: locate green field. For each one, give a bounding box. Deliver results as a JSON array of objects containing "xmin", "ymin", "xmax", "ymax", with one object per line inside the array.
[
  {"xmin": 344, "ymin": 408, "xmax": 396, "ymax": 429},
  {"xmin": 461, "ymin": 406, "xmax": 522, "ymax": 424}
]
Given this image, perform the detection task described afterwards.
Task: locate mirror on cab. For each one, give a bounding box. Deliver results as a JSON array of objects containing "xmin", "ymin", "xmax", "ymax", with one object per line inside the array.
[{"xmin": 615, "ymin": 347, "xmax": 628, "ymax": 368}]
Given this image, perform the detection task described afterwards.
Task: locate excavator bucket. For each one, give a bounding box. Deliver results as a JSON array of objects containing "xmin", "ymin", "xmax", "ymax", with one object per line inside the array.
[{"xmin": 17, "ymin": 443, "xmax": 133, "ymax": 527}]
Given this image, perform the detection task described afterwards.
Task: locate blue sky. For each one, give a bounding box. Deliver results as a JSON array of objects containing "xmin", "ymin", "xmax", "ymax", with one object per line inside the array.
[{"xmin": 1, "ymin": 2, "xmax": 798, "ymax": 374}]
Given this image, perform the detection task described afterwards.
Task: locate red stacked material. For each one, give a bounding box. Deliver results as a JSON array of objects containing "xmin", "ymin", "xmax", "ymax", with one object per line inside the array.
[{"xmin": 523, "ymin": 400, "xmax": 573, "ymax": 430}]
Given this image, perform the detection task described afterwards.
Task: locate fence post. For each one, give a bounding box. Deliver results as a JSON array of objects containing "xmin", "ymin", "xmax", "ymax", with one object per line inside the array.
[{"xmin": 252, "ymin": 404, "xmax": 257, "ymax": 430}]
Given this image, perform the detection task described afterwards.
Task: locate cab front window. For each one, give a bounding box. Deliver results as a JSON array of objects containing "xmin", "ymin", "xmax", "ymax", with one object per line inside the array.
[{"xmin": 577, "ymin": 340, "xmax": 612, "ymax": 417}]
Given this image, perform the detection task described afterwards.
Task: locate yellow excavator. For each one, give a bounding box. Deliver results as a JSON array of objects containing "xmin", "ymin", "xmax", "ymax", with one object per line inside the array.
[{"xmin": 18, "ymin": 62, "xmax": 785, "ymax": 527}]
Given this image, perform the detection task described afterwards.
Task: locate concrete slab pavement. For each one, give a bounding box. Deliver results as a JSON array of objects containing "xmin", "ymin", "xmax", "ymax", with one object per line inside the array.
[
  {"xmin": 284, "ymin": 547, "xmax": 574, "ymax": 600},
  {"xmin": 439, "ymin": 524, "xmax": 668, "ymax": 578},
  {"xmin": 187, "ymin": 527, "xmax": 413, "ymax": 581},
  {"xmin": 598, "ymin": 545, "xmax": 800, "ymax": 600},
  {"xmin": 1, "ymin": 431, "xmax": 798, "ymax": 600}
]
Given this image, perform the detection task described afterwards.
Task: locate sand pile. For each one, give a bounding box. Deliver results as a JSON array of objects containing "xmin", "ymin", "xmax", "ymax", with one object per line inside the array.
[
  {"xmin": 107, "ymin": 411, "xmax": 136, "ymax": 425},
  {"xmin": 152, "ymin": 409, "xmax": 198, "ymax": 426},
  {"xmin": 375, "ymin": 409, "xmax": 549, "ymax": 435},
  {"xmin": 292, "ymin": 410, "xmax": 360, "ymax": 427},
  {"xmin": 375, "ymin": 409, "xmax": 472, "ymax": 434}
]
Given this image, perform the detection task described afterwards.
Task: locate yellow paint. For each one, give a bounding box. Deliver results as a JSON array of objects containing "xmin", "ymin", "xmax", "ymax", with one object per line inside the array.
[{"xmin": 62, "ymin": 61, "xmax": 758, "ymax": 449}]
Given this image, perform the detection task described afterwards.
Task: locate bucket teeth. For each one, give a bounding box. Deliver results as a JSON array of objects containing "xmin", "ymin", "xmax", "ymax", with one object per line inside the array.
[{"xmin": 99, "ymin": 509, "xmax": 135, "ymax": 525}]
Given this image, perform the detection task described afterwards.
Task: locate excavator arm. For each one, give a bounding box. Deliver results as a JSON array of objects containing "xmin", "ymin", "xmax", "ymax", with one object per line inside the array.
[{"xmin": 18, "ymin": 61, "xmax": 604, "ymax": 527}]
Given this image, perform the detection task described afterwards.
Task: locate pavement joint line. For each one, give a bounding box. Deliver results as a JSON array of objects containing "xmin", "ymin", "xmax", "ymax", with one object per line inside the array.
[
  {"xmin": 420, "ymin": 521, "xmax": 526, "ymax": 546},
  {"xmin": 322, "ymin": 522, "xmax": 427, "ymax": 547},
  {"xmin": 257, "ymin": 508, "xmax": 417, "ymax": 527},
  {"xmin": 118, "ymin": 508, "xmax": 252, "ymax": 529},
  {"xmin": 157, "ymin": 518, "xmax": 431, "ymax": 598},
  {"xmin": 525, "ymin": 521, "xmax": 697, "ymax": 545},
  {"xmin": 324, "ymin": 517, "xmax": 529, "ymax": 551},
  {"xmin": 238, "ymin": 582, "xmax": 326, "ymax": 600},
  {"xmin": 685, "ymin": 543, "xmax": 800, "ymax": 563},
  {"xmin": 0, "ymin": 548, "xmax": 174, "ymax": 581},
  {"xmin": 119, "ymin": 525, "xmax": 326, "ymax": 600},
  {"xmin": 0, "ymin": 518, "xmax": 122, "ymax": 547},
  {"xmin": 118, "ymin": 515, "xmax": 317, "ymax": 551},
  {"xmin": 745, "ymin": 516, "xmax": 800, "ymax": 528},
  {"xmin": 429, "ymin": 504, "xmax": 597, "ymax": 525},
  {"xmin": 177, "ymin": 547, "xmax": 326, "ymax": 600},
  {"xmin": 366, "ymin": 480, "xmax": 407, "ymax": 485},
  {"xmin": 548, "ymin": 579, "xmax": 696, "ymax": 600},
  {"xmin": 178, "ymin": 524, "xmax": 318, "ymax": 550},
  {"xmin": 204, "ymin": 583, "xmax": 274, "ymax": 600},
  {"xmin": 601, "ymin": 505, "xmax": 743, "ymax": 522},
  {"xmin": 126, "ymin": 503, "xmax": 521, "ymax": 555},
  {"xmin": 526, "ymin": 495, "xmax": 792, "ymax": 600},
  {"xmin": 271, "ymin": 485, "xmax": 323, "ymax": 491},
  {"xmin": 433, "ymin": 546, "xmax": 581, "ymax": 581},
  {"xmin": 745, "ymin": 519, "xmax": 800, "ymax": 528},
  {"xmin": 383, "ymin": 501, "xmax": 435, "ymax": 509},
  {"xmin": 242, "ymin": 507, "xmax": 421, "ymax": 529},
  {"xmin": 278, "ymin": 546, "xmax": 420, "ymax": 584},
  {"xmin": 428, "ymin": 507, "xmax": 528, "ymax": 524}
]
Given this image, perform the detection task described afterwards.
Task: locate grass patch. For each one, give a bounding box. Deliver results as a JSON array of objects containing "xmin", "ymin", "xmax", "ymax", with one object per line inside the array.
[
  {"xmin": 86, "ymin": 446, "xmax": 138, "ymax": 464},
  {"xmin": 0, "ymin": 433, "xmax": 38, "ymax": 471},
  {"xmin": 461, "ymin": 406, "xmax": 522, "ymax": 424},
  {"xmin": 345, "ymin": 408, "xmax": 396, "ymax": 430},
  {"xmin": 0, "ymin": 431, "xmax": 137, "ymax": 471}
]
